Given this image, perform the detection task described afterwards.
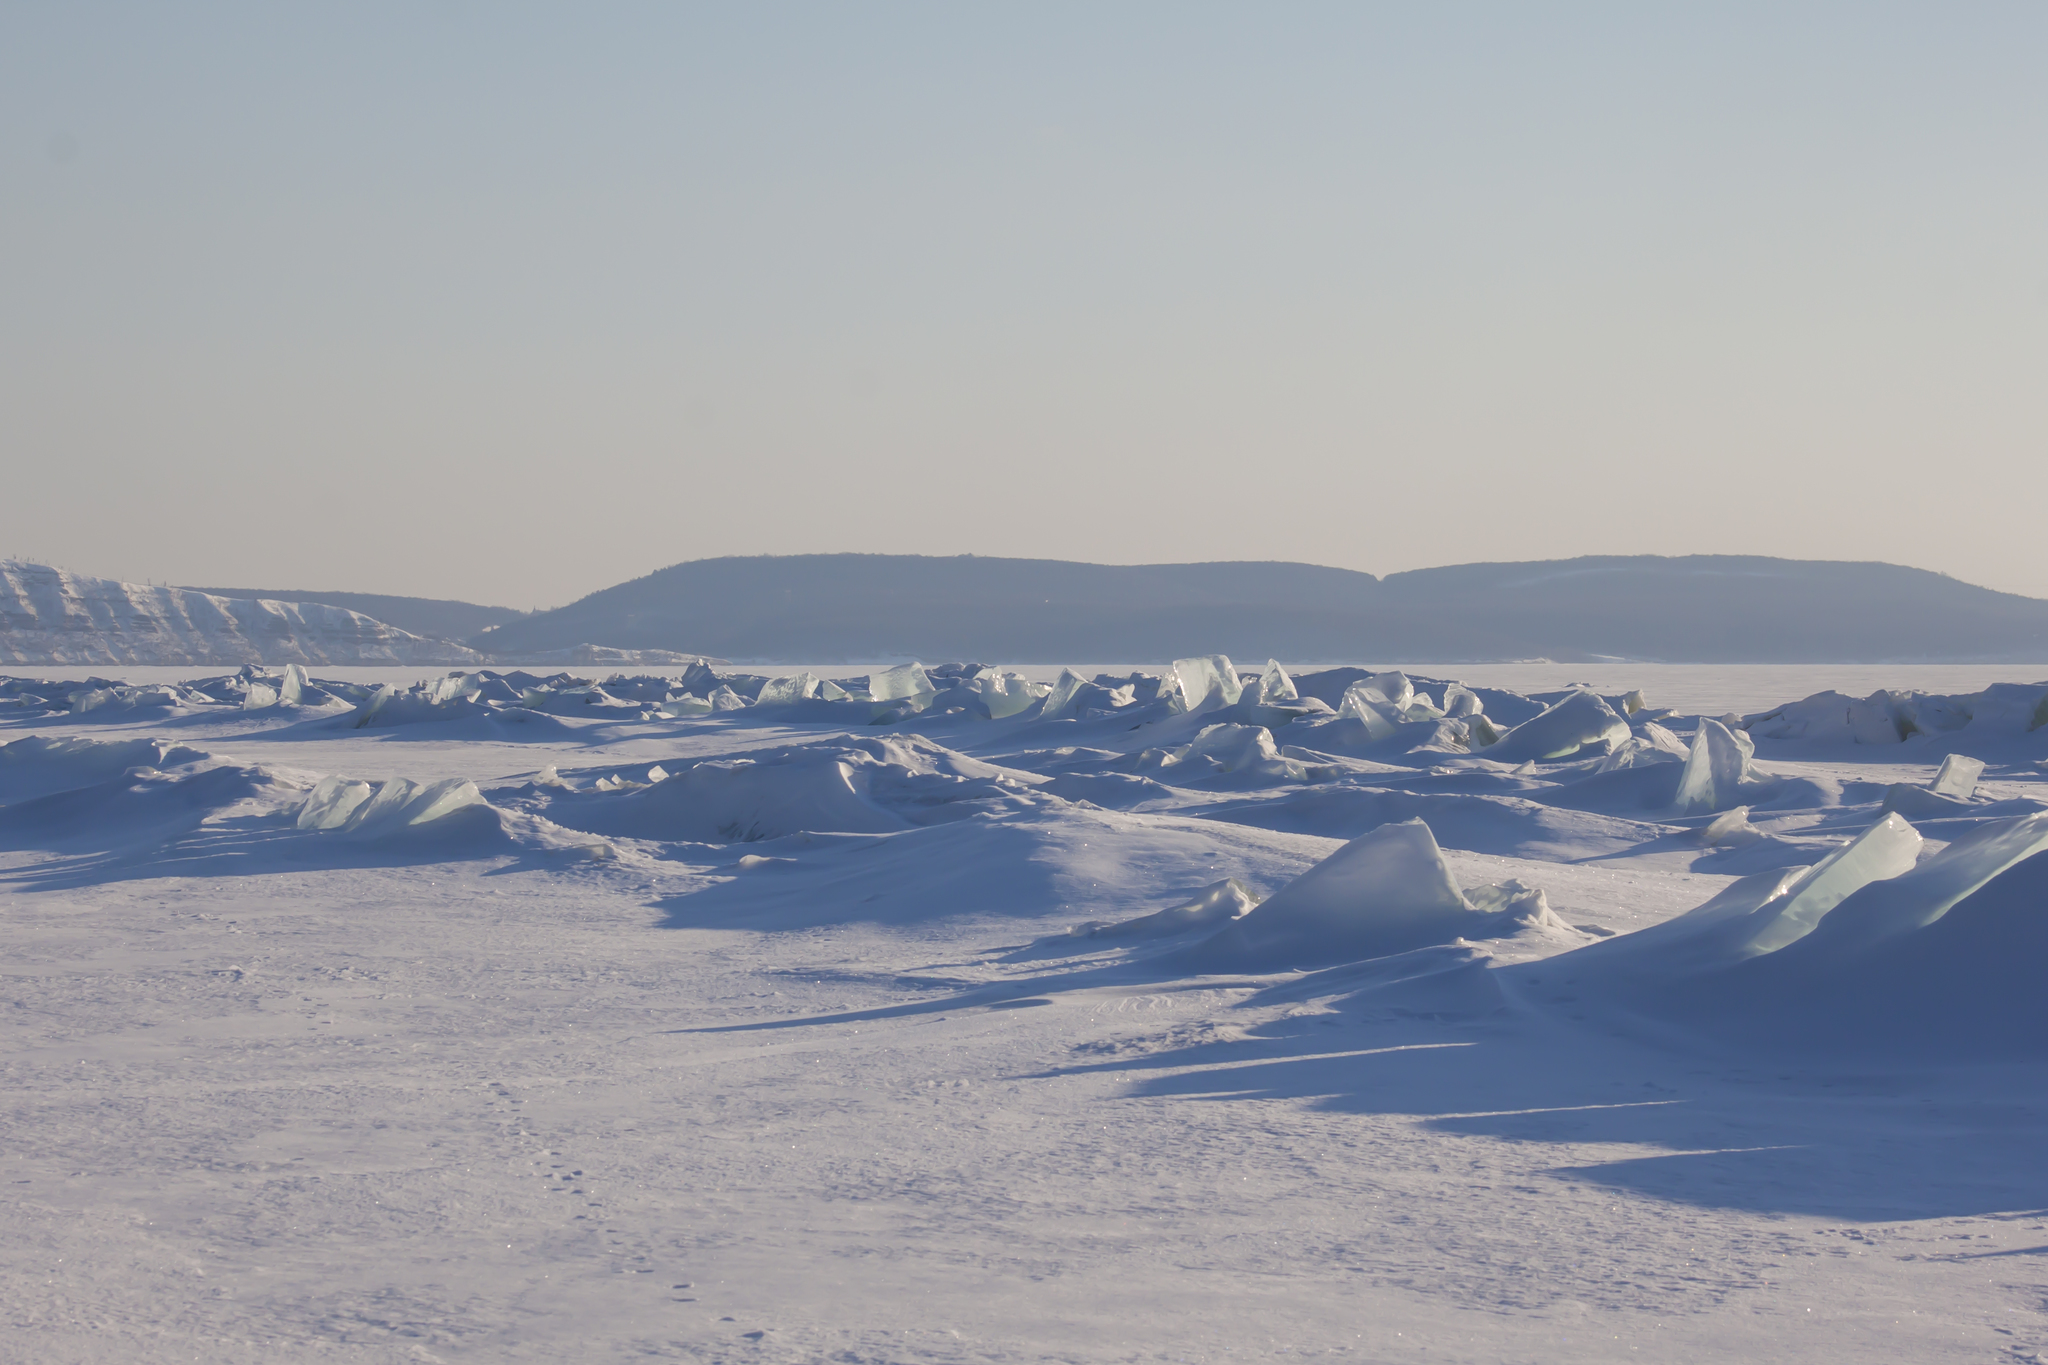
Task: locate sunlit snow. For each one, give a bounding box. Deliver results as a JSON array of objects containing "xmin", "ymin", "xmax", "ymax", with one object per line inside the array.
[{"xmin": 4, "ymin": 653, "xmax": 2048, "ymax": 1359}]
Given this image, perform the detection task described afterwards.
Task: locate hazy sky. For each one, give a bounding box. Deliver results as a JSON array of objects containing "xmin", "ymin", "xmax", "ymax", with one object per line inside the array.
[{"xmin": 5, "ymin": 3, "xmax": 2045, "ymax": 609}]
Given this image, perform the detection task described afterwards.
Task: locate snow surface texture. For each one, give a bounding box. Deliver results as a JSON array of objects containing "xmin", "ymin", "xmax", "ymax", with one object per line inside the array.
[
  {"xmin": 4, "ymin": 656, "xmax": 2048, "ymax": 1361},
  {"xmin": 0, "ymin": 562, "xmax": 712, "ymax": 668}
]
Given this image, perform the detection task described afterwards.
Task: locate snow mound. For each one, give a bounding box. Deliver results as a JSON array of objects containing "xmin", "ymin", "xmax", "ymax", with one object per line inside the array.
[
  {"xmin": 1125, "ymin": 723, "xmax": 1318, "ymax": 784},
  {"xmin": 525, "ymin": 734, "xmax": 1044, "ymax": 844},
  {"xmin": 0, "ymin": 734, "xmax": 213, "ymax": 805},
  {"xmin": 1075, "ymin": 879, "xmax": 1258, "ymax": 941},
  {"xmin": 1178, "ymin": 818, "xmax": 1567, "ymax": 971},
  {"xmin": 1746, "ymin": 683, "xmax": 2048, "ymax": 744},
  {"xmin": 0, "ymin": 754, "xmax": 283, "ymax": 851}
]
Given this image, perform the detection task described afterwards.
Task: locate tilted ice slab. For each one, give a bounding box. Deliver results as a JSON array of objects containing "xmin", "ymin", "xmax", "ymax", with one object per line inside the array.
[
  {"xmin": 1481, "ymin": 689, "xmax": 1630, "ymax": 764},
  {"xmin": 1552, "ymin": 813, "xmax": 1926, "ymax": 978},
  {"xmin": 0, "ymin": 560, "xmax": 484, "ymax": 667},
  {"xmin": 1672, "ymin": 717, "xmax": 1779, "ymax": 815},
  {"xmin": 1165, "ymin": 655, "xmax": 1242, "ymax": 716},
  {"xmin": 868, "ymin": 663, "xmax": 937, "ymax": 705},
  {"xmin": 1241, "ymin": 659, "xmax": 1297, "ymax": 706},
  {"xmin": 1525, "ymin": 802, "xmax": 2048, "ymax": 1057},
  {"xmin": 296, "ymin": 775, "xmax": 488, "ymax": 834},
  {"xmin": 1784, "ymin": 809, "xmax": 2048, "ymax": 954},
  {"xmin": 1929, "ymin": 753, "xmax": 1985, "ymax": 799}
]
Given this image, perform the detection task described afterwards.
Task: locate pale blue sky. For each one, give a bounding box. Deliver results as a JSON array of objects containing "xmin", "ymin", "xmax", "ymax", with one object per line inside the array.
[{"xmin": 5, "ymin": 3, "xmax": 2045, "ymax": 607}]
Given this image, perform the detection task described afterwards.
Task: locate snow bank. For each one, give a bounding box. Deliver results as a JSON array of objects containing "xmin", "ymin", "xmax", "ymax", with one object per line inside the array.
[
  {"xmin": 0, "ymin": 735, "xmax": 212, "ymax": 805},
  {"xmin": 1074, "ymin": 879, "xmax": 1258, "ymax": 941},
  {"xmin": 565, "ymin": 756, "xmax": 908, "ymax": 843},
  {"xmin": 0, "ymin": 755, "xmax": 279, "ymax": 851}
]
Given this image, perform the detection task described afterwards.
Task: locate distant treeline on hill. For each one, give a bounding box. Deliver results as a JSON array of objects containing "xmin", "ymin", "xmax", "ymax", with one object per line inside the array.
[{"xmin": 458, "ymin": 554, "xmax": 2048, "ymax": 664}]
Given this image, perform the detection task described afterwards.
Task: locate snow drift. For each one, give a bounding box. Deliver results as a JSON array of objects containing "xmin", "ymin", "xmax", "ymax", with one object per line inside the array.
[{"xmin": 524, "ymin": 734, "xmax": 1045, "ymax": 844}]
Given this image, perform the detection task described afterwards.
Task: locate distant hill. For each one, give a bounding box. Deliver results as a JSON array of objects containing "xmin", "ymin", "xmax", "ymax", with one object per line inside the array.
[
  {"xmin": 180, "ymin": 587, "xmax": 525, "ymax": 644},
  {"xmin": 2, "ymin": 562, "xmax": 485, "ymax": 667},
  {"xmin": 470, "ymin": 553, "xmax": 2048, "ymax": 664}
]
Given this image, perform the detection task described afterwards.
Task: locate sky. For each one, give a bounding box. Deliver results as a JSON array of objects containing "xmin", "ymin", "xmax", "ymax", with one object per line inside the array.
[{"xmin": 4, "ymin": 3, "xmax": 2046, "ymax": 611}]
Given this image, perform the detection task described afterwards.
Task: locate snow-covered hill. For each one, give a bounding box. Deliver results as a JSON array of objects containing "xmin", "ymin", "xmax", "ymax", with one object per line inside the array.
[
  {"xmin": 479, "ymin": 552, "xmax": 2048, "ymax": 663},
  {"xmin": 0, "ymin": 561, "xmax": 484, "ymax": 666}
]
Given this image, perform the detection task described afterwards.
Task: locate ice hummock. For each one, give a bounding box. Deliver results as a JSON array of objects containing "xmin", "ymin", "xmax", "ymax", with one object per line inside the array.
[
  {"xmin": 1929, "ymin": 753, "xmax": 1985, "ymax": 799},
  {"xmin": 756, "ymin": 672, "xmax": 822, "ymax": 706},
  {"xmin": 297, "ymin": 775, "xmax": 489, "ymax": 835},
  {"xmin": 1039, "ymin": 668, "xmax": 1089, "ymax": 721},
  {"xmin": 1746, "ymin": 682, "xmax": 2048, "ymax": 743},
  {"xmin": 1179, "ymin": 819, "xmax": 1568, "ymax": 971},
  {"xmin": 1480, "ymin": 689, "xmax": 1630, "ymax": 764},
  {"xmin": 1729, "ymin": 812, "xmax": 1924, "ymax": 956},
  {"xmin": 868, "ymin": 663, "xmax": 937, "ymax": 709},
  {"xmin": 1166, "ymin": 655, "xmax": 1242, "ymax": 715},
  {"xmin": 6, "ymin": 657, "xmax": 2047, "ymax": 1065},
  {"xmin": 1672, "ymin": 717, "xmax": 1761, "ymax": 815},
  {"xmin": 1250, "ymin": 659, "xmax": 1298, "ymax": 704},
  {"xmin": 1552, "ymin": 810, "xmax": 2048, "ymax": 1057},
  {"xmin": 972, "ymin": 669, "xmax": 1047, "ymax": 719}
]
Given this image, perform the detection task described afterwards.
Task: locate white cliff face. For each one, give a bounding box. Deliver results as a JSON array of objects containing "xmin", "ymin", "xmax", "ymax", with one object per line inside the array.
[{"xmin": 0, "ymin": 562, "xmax": 485, "ymax": 666}]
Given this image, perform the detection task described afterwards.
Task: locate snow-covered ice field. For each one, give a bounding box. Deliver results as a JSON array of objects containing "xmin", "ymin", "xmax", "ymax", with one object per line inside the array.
[
  {"xmin": 15, "ymin": 662, "xmax": 2048, "ymax": 718},
  {"xmin": 4, "ymin": 660, "xmax": 2048, "ymax": 1363}
]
